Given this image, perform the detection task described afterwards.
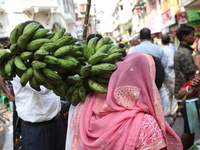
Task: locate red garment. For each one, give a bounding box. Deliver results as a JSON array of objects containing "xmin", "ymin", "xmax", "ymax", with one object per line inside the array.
[{"xmin": 180, "ymin": 80, "xmax": 198, "ymax": 97}]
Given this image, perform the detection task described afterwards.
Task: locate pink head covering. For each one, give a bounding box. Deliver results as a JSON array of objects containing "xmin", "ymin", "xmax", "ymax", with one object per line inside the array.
[{"xmin": 70, "ymin": 52, "xmax": 182, "ymax": 150}]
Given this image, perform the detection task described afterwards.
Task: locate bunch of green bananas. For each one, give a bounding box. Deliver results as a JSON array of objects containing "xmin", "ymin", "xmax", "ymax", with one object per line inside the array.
[
  {"xmin": 63, "ymin": 37, "xmax": 124, "ymax": 105},
  {"xmin": 0, "ymin": 22, "xmax": 124, "ymax": 106},
  {"xmin": 0, "ymin": 22, "xmax": 80, "ymax": 98}
]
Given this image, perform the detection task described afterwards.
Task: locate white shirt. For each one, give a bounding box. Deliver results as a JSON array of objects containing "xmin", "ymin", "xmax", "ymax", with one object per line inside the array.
[
  {"xmin": 12, "ymin": 76, "xmax": 61, "ymax": 123},
  {"xmin": 162, "ymin": 45, "xmax": 175, "ymax": 79},
  {"xmin": 169, "ymin": 43, "xmax": 177, "ymax": 52}
]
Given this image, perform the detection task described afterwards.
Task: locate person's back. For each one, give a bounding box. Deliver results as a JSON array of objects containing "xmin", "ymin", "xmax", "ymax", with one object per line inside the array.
[{"xmin": 131, "ymin": 28, "xmax": 167, "ymax": 68}]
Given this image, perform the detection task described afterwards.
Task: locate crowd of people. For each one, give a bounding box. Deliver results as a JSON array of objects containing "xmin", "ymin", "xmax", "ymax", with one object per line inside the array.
[{"xmin": 0, "ymin": 21, "xmax": 200, "ymax": 150}]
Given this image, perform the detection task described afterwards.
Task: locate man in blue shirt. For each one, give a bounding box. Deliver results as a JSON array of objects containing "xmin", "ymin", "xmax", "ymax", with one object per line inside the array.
[
  {"xmin": 129, "ymin": 28, "xmax": 169, "ymax": 108},
  {"xmin": 131, "ymin": 28, "xmax": 167, "ymax": 68}
]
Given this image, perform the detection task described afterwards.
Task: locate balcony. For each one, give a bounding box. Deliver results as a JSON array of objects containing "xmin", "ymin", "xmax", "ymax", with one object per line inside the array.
[{"xmin": 21, "ymin": 0, "xmax": 59, "ymax": 13}]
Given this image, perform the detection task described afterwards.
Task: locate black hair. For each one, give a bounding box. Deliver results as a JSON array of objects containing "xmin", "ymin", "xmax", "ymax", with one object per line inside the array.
[
  {"xmin": 118, "ymin": 43, "xmax": 125, "ymax": 49},
  {"xmin": 140, "ymin": 28, "xmax": 151, "ymax": 40},
  {"xmin": 161, "ymin": 35, "xmax": 170, "ymax": 45},
  {"xmin": 176, "ymin": 25, "xmax": 195, "ymax": 41},
  {"xmin": 86, "ymin": 33, "xmax": 103, "ymax": 44},
  {"xmin": 152, "ymin": 56, "xmax": 165, "ymax": 90},
  {"xmin": 24, "ymin": 20, "xmax": 44, "ymax": 28}
]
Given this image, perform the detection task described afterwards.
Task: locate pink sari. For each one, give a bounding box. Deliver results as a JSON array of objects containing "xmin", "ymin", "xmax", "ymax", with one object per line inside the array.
[{"xmin": 69, "ymin": 52, "xmax": 183, "ymax": 150}]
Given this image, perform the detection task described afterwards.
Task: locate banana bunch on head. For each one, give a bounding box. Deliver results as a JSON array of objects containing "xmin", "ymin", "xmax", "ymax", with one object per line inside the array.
[
  {"xmin": 0, "ymin": 22, "xmax": 81, "ymax": 98},
  {"xmin": 66, "ymin": 37, "xmax": 124, "ymax": 106}
]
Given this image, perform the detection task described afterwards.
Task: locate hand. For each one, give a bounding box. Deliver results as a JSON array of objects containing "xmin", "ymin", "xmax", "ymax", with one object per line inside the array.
[
  {"xmin": 190, "ymin": 77, "xmax": 200, "ymax": 87},
  {"xmin": 7, "ymin": 92, "xmax": 15, "ymax": 102}
]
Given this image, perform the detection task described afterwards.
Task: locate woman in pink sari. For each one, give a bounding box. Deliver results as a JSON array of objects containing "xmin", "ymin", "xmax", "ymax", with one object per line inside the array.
[{"xmin": 66, "ymin": 52, "xmax": 183, "ymax": 150}]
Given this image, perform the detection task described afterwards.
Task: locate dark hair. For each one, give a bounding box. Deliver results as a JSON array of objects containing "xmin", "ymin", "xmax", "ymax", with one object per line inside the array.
[
  {"xmin": 118, "ymin": 43, "xmax": 125, "ymax": 49},
  {"xmin": 176, "ymin": 25, "xmax": 195, "ymax": 41},
  {"xmin": 140, "ymin": 28, "xmax": 151, "ymax": 39},
  {"xmin": 24, "ymin": 20, "xmax": 44, "ymax": 28},
  {"xmin": 161, "ymin": 35, "xmax": 170, "ymax": 45},
  {"xmin": 86, "ymin": 33, "xmax": 103, "ymax": 43},
  {"xmin": 152, "ymin": 56, "xmax": 165, "ymax": 90}
]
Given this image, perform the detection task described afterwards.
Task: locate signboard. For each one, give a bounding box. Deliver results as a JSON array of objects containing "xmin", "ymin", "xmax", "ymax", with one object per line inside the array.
[
  {"xmin": 176, "ymin": 12, "xmax": 188, "ymax": 24},
  {"xmin": 187, "ymin": 10, "xmax": 200, "ymax": 22},
  {"xmin": 161, "ymin": 7, "xmax": 176, "ymax": 28},
  {"xmin": 76, "ymin": 20, "xmax": 83, "ymax": 36}
]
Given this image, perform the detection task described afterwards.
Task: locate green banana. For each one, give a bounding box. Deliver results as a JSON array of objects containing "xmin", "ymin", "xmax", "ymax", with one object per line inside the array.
[
  {"xmin": 83, "ymin": 46, "xmax": 90, "ymax": 61},
  {"xmin": 42, "ymin": 55, "xmax": 60, "ymax": 65},
  {"xmin": 0, "ymin": 50, "xmax": 12, "ymax": 63},
  {"xmin": 78, "ymin": 83, "xmax": 87, "ymax": 102},
  {"xmin": 29, "ymin": 76, "xmax": 41, "ymax": 91},
  {"xmin": 45, "ymin": 74, "xmax": 63, "ymax": 84},
  {"xmin": 107, "ymin": 48, "xmax": 124, "ymax": 55},
  {"xmin": 95, "ymin": 44, "xmax": 112, "ymax": 54},
  {"xmin": 63, "ymin": 32, "xmax": 71, "ymax": 37},
  {"xmin": 71, "ymin": 86, "xmax": 82, "ymax": 106},
  {"xmin": 94, "ymin": 76, "xmax": 109, "ymax": 84},
  {"xmin": 92, "ymin": 63, "xmax": 117, "ymax": 71},
  {"xmin": 26, "ymin": 38, "xmax": 50, "ymax": 51},
  {"xmin": 55, "ymin": 82, "xmax": 66, "ymax": 98},
  {"xmin": 4, "ymin": 58, "xmax": 15, "ymax": 77},
  {"xmin": 33, "ymin": 49, "xmax": 49, "ymax": 60},
  {"xmin": 55, "ymin": 36, "xmax": 73, "ymax": 48},
  {"xmin": 15, "ymin": 67, "xmax": 24, "ymax": 78},
  {"xmin": 20, "ymin": 67, "xmax": 34, "ymax": 87},
  {"xmin": 51, "ymin": 28, "xmax": 66, "ymax": 43},
  {"xmin": 60, "ymin": 55, "xmax": 79, "ymax": 64},
  {"xmin": 31, "ymin": 60, "xmax": 47, "ymax": 69},
  {"xmin": 80, "ymin": 64, "xmax": 92, "ymax": 77},
  {"xmin": 17, "ymin": 33, "xmax": 32, "ymax": 51},
  {"xmin": 95, "ymin": 37, "xmax": 112, "ymax": 51},
  {"xmin": 87, "ymin": 37, "xmax": 99, "ymax": 56},
  {"xmin": 88, "ymin": 79, "xmax": 108, "ymax": 94},
  {"xmin": 67, "ymin": 75, "xmax": 85, "ymax": 84},
  {"xmin": 41, "ymin": 81, "xmax": 55, "ymax": 90},
  {"xmin": 57, "ymin": 58, "xmax": 78, "ymax": 69},
  {"xmin": 22, "ymin": 22, "xmax": 42, "ymax": 35},
  {"xmin": 90, "ymin": 63, "xmax": 116, "ymax": 76},
  {"xmin": 0, "ymin": 63, "xmax": 7, "ymax": 79},
  {"xmin": 43, "ymin": 32, "xmax": 55, "ymax": 39},
  {"xmin": 33, "ymin": 68, "xmax": 46, "ymax": 84},
  {"xmin": 38, "ymin": 43, "xmax": 59, "ymax": 52},
  {"xmin": 67, "ymin": 37, "xmax": 78, "ymax": 45},
  {"xmin": 20, "ymin": 51, "xmax": 33, "ymax": 60},
  {"xmin": 14, "ymin": 55, "xmax": 27, "ymax": 71},
  {"xmin": 10, "ymin": 43, "xmax": 20, "ymax": 55},
  {"xmin": 68, "ymin": 45, "xmax": 83, "ymax": 55},
  {"xmin": 88, "ymin": 52, "xmax": 108, "ymax": 65},
  {"xmin": 42, "ymin": 68, "xmax": 62, "ymax": 81},
  {"xmin": 9, "ymin": 22, "xmax": 26, "ymax": 44},
  {"xmin": 69, "ymin": 51, "xmax": 82, "ymax": 57},
  {"xmin": 98, "ymin": 71, "xmax": 113, "ymax": 79},
  {"xmin": 47, "ymin": 64, "xmax": 68, "ymax": 74},
  {"xmin": 31, "ymin": 28, "xmax": 50, "ymax": 40},
  {"xmin": 66, "ymin": 83, "xmax": 79, "ymax": 100},
  {"xmin": 53, "ymin": 45, "xmax": 74, "ymax": 57},
  {"xmin": 100, "ymin": 53, "xmax": 122, "ymax": 63}
]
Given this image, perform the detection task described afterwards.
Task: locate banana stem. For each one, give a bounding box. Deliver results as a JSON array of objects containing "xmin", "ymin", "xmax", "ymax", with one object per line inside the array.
[{"xmin": 82, "ymin": 0, "xmax": 91, "ymax": 41}]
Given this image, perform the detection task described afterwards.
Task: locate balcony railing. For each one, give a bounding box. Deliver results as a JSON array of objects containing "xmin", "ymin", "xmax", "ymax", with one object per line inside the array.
[{"xmin": 21, "ymin": 0, "xmax": 59, "ymax": 12}]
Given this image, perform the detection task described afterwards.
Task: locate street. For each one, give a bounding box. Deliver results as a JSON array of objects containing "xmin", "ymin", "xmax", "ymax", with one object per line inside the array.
[{"xmin": 165, "ymin": 116, "xmax": 200, "ymax": 143}]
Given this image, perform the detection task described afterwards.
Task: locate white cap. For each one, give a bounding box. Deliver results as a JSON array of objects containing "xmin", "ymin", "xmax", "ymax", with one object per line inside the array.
[{"xmin": 126, "ymin": 33, "xmax": 140, "ymax": 42}]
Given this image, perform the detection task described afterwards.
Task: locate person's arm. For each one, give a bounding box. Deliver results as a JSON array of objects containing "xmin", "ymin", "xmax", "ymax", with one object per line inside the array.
[
  {"xmin": 177, "ymin": 77, "xmax": 200, "ymax": 99},
  {"xmin": 0, "ymin": 77, "xmax": 14, "ymax": 101}
]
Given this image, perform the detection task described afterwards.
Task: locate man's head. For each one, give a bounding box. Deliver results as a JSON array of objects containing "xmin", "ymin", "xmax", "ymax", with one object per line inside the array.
[
  {"xmin": 130, "ymin": 38, "xmax": 140, "ymax": 46},
  {"xmin": 86, "ymin": 33, "xmax": 103, "ymax": 44},
  {"xmin": 176, "ymin": 25, "xmax": 195, "ymax": 45},
  {"xmin": 161, "ymin": 35, "xmax": 170, "ymax": 45},
  {"xmin": 168, "ymin": 34, "xmax": 174, "ymax": 44},
  {"xmin": 140, "ymin": 28, "xmax": 151, "ymax": 40}
]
